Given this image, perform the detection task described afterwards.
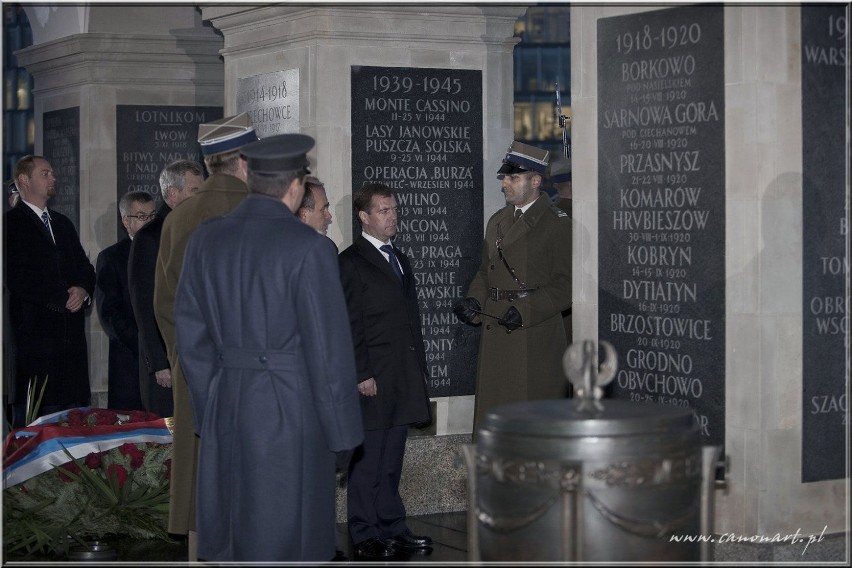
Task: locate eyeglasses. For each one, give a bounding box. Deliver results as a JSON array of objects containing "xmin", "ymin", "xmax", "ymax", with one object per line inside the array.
[{"xmin": 125, "ymin": 213, "xmax": 156, "ymax": 222}]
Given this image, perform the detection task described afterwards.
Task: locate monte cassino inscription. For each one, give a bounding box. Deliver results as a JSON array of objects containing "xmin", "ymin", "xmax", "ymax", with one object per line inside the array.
[
  {"xmin": 597, "ymin": 6, "xmax": 725, "ymax": 448},
  {"xmin": 351, "ymin": 66, "xmax": 483, "ymax": 398}
]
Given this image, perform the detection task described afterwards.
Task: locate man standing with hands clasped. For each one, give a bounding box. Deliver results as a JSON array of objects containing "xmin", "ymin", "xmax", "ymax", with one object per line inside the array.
[
  {"xmin": 338, "ymin": 183, "xmax": 433, "ymax": 560},
  {"xmin": 454, "ymin": 141, "xmax": 573, "ymax": 430}
]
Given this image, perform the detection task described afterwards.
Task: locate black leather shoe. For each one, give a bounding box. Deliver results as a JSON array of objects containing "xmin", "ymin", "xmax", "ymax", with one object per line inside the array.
[
  {"xmin": 354, "ymin": 537, "xmax": 395, "ymax": 560},
  {"xmin": 332, "ymin": 549, "xmax": 348, "ymax": 561},
  {"xmin": 384, "ymin": 530, "xmax": 433, "ymax": 549}
]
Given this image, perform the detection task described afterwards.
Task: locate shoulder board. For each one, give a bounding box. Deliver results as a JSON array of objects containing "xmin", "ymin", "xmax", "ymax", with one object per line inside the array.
[{"xmin": 549, "ymin": 205, "xmax": 569, "ymax": 218}]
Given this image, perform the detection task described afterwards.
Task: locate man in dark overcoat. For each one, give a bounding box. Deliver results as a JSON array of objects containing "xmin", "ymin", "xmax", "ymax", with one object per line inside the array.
[
  {"xmin": 338, "ymin": 183, "xmax": 433, "ymax": 560},
  {"xmin": 95, "ymin": 190, "xmax": 156, "ymax": 410},
  {"xmin": 455, "ymin": 142, "xmax": 573, "ymax": 429},
  {"xmin": 128, "ymin": 159, "xmax": 203, "ymax": 417},
  {"xmin": 154, "ymin": 113, "xmax": 257, "ymax": 559},
  {"xmin": 175, "ymin": 133, "xmax": 363, "ymax": 562},
  {"xmin": 4, "ymin": 155, "xmax": 96, "ymax": 427}
]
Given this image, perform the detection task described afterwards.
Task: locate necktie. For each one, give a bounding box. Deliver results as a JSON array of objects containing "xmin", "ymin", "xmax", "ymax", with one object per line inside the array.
[
  {"xmin": 41, "ymin": 211, "xmax": 54, "ymax": 242},
  {"xmin": 514, "ymin": 208, "xmax": 523, "ymax": 223},
  {"xmin": 380, "ymin": 244, "xmax": 404, "ymax": 284}
]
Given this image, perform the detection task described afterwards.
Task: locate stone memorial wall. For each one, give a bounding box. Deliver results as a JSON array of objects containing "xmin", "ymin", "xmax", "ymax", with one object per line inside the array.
[
  {"xmin": 115, "ymin": 105, "xmax": 222, "ymax": 235},
  {"xmin": 801, "ymin": 4, "xmax": 849, "ymax": 483},
  {"xmin": 597, "ymin": 5, "xmax": 726, "ymax": 448},
  {"xmin": 43, "ymin": 107, "xmax": 80, "ymax": 231},
  {"xmin": 351, "ymin": 65, "xmax": 483, "ymax": 397}
]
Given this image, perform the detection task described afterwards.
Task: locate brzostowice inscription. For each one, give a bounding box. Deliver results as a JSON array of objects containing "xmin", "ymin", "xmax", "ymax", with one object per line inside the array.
[{"xmin": 597, "ymin": 6, "xmax": 725, "ymax": 449}]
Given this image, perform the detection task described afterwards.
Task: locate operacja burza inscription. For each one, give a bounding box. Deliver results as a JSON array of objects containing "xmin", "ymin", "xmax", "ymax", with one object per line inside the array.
[
  {"xmin": 351, "ymin": 66, "xmax": 484, "ymax": 397},
  {"xmin": 597, "ymin": 6, "xmax": 725, "ymax": 448},
  {"xmin": 801, "ymin": 5, "xmax": 849, "ymax": 483}
]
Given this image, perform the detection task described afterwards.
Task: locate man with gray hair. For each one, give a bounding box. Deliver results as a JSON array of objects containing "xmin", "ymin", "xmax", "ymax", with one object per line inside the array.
[
  {"xmin": 128, "ymin": 159, "xmax": 203, "ymax": 417},
  {"xmin": 95, "ymin": 191, "xmax": 156, "ymax": 410}
]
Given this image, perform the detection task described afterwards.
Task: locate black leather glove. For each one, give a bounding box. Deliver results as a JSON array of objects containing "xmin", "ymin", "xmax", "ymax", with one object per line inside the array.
[
  {"xmin": 335, "ymin": 448, "xmax": 354, "ymax": 473},
  {"xmin": 498, "ymin": 306, "xmax": 523, "ymax": 331},
  {"xmin": 453, "ymin": 297, "xmax": 481, "ymax": 324}
]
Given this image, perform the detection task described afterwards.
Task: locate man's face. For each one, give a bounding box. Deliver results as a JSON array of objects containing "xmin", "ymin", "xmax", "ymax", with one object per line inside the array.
[
  {"xmin": 302, "ymin": 186, "xmax": 333, "ymax": 235},
  {"xmin": 170, "ymin": 172, "xmax": 204, "ymax": 206},
  {"xmin": 359, "ymin": 194, "xmax": 398, "ymax": 243},
  {"xmin": 501, "ymin": 171, "xmax": 540, "ymax": 207},
  {"xmin": 18, "ymin": 158, "xmax": 55, "ymax": 205},
  {"xmin": 121, "ymin": 200, "xmax": 157, "ymax": 238}
]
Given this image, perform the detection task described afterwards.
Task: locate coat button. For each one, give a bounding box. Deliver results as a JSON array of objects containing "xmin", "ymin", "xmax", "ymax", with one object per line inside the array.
[
  {"xmin": 486, "ymin": 324, "xmax": 492, "ymax": 330},
  {"xmin": 218, "ymin": 353, "xmax": 224, "ymax": 361},
  {"xmin": 259, "ymin": 355, "xmax": 268, "ymax": 364}
]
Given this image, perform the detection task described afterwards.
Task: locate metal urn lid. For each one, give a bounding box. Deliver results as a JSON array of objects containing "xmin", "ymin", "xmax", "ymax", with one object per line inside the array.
[
  {"xmin": 480, "ymin": 398, "xmax": 697, "ymax": 438},
  {"xmin": 479, "ymin": 339, "xmax": 698, "ymax": 438}
]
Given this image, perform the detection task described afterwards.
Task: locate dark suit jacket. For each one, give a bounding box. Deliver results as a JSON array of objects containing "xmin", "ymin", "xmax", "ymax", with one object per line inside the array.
[
  {"xmin": 128, "ymin": 202, "xmax": 173, "ymax": 416},
  {"xmin": 338, "ymin": 236, "xmax": 431, "ymax": 431},
  {"xmin": 95, "ymin": 236, "xmax": 145, "ymax": 410},
  {"xmin": 3, "ymin": 202, "xmax": 95, "ymax": 408}
]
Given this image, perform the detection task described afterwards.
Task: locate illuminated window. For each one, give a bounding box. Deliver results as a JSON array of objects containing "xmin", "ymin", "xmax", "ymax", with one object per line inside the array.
[{"xmin": 3, "ymin": 3, "xmax": 34, "ymax": 182}]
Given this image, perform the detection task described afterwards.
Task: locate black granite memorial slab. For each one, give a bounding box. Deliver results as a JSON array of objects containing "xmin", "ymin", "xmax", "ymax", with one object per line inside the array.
[
  {"xmin": 801, "ymin": 4, "xmax": 849, "ymax": 483},
  {"xmin": 115, "ymin": 105, "xmax": 222, "ymax": 236},
  {"xmin": 597, "ymin": 6, "xmax": 726, "ymax": 449},
  {"xmin": 43, "ymin": 107, "xmax": 80, "ymax": 232},
  {"xmin": 351, "ymin": 65, "xmax": 484, "ymax": 397}
]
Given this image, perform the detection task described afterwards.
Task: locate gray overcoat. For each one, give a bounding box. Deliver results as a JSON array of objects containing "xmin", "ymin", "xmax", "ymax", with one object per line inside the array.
[
  {"xmin": 466, "ymin": 192, "xmax": 573, "ymax": 429},
  {"xmin": 175, "ymin": 195, "xmax": 364, "ymax": 562}
]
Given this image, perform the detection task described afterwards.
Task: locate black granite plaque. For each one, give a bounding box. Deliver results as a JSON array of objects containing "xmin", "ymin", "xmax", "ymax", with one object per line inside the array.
[
  {"xmin": 115, "ymin": 105, "xmax": 222, "ymax": 235},
  {"xmin": 801, "ymin": 4, "xmax": 849, "ymax": 483},
  {"xmin": 43, "ymin": 107, "xmax": 80, "ymax": 231},
  {"xmin": 351, "ymin": 66, "xmax": 484, "ymax": 397},
  {"xmin": 597, "ymin": 6, "xmax": 725, "ymax": 449}
]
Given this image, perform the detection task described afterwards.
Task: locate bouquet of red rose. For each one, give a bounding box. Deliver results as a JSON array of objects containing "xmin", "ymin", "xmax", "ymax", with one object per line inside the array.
[{"xmin": 3, "ymin": 407, "xmax": 173, "ymax": 556}]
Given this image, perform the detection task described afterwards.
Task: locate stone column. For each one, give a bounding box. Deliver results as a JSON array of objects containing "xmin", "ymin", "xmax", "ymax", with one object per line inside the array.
[
  {"xmin": 571, "ymin": 2, "xmax": 847, "ymax": 545},
  {"xmin": 201, "ymin": 4, "xmax": 524, "ymax": 437},
  {"xmin": 15, "ymin": 5, "xmax": 224, "ymax": 405}
]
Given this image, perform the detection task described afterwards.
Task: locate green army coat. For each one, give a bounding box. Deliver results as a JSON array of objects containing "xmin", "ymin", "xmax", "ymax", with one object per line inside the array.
[
  {"xmin": 466, "ymin": 192, "xmax": 573, "ymax": 430},
  {"xmin": 153, "ymin": 174, "xmax": 249, "ymax": 535}
]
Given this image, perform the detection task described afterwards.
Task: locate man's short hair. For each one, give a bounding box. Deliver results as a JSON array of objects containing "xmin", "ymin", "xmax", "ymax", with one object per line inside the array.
[
  {"xmin": 247, "ymin": 169, "xmax": 306, "ymax": 200},
  {"xmin": 299, "ymin": 176, "xmax": 325, "ymax": 211},
  {"xmin": 203, "ymin": 149, "xmax": 243, "ymax": 177},
  {"xmin": 118, "ymin": 190, "xmax": 155, "ymax": 217},
  {"xmin": 353, "ymin": 183, "xmax": 394, "ymax": 214},
  {"xmin": 158, "ymin": 159, "xmax": 204, "ymax": 199},
  {"xmin": 14, "ymin": 155, "xmax": 46, "ymax": 179}
]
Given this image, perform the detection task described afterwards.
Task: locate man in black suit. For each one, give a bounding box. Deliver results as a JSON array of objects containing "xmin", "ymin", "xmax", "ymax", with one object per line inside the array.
[
  {"xmin": 4, "ymin": 155, "xmax": 96, "ymax": 427},
  {"xmin": 338, "ymin": 183, "xmax": 433, "ymax": 560},
  {"xmin": 95, "ymin": 190, "xmax": 156, "ymax": 410},
  {"xmin": 128, "ymin": 159, "xmax": 203, "ymax": 417}
]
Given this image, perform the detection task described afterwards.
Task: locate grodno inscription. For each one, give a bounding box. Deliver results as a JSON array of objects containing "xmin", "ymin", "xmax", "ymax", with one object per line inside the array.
[
  {"xmin": 351, "ymin": 66, "xmax": 483, "ymax": 397},
  {"xmin": 43, "ymin": 107, "xmax": 80, "ymax": 231},
  {"xmin": 597, "ymin": 6, "xmax": 725, "ymax": 448},
  {"xmin": 115, "ymin": 105, "xmax": 222, "ymax": 235},
  {"xmin": 801, "ymin": 4, "xmax": 849, "ymax": 483},
  {"xmin": 236, "ymin": 69, "xmax": 299, "ymax": 138}
]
